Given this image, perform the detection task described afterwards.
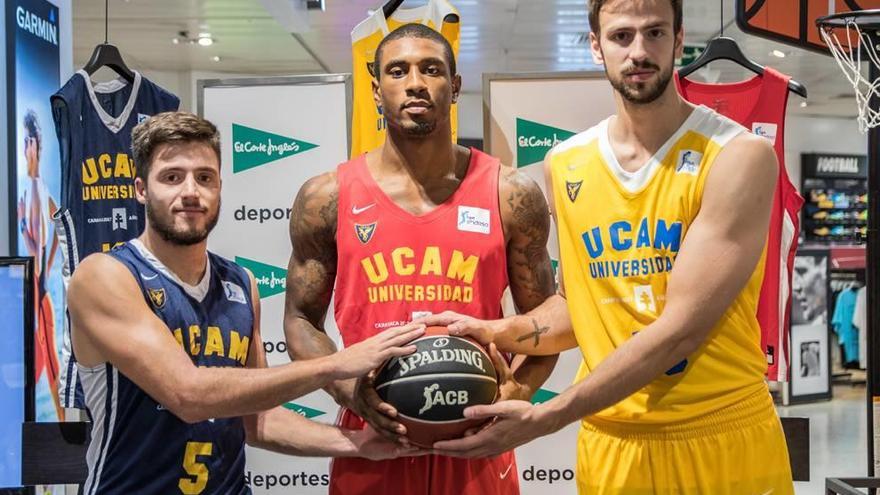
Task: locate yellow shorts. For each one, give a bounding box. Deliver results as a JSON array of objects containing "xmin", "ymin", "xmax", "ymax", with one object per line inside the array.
[{"xmin": 576, "ymin": 390, "xmax": 793, "ymax": 495}]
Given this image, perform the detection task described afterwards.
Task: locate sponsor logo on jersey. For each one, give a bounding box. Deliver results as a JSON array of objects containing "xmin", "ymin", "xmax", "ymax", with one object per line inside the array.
[
  {"xmin": 398, "ymin": 347, "xmax": 487, "ymax": 377},
  {"xmin": 356, "ymin": 222, "xmax": 377, "ymax": 244},
  {"xmin": 232, "ymin": 123, "xmax": 319, "ymax": 173},
  {"xmin": 222, "ymin": 281, "xmax": 248, "ymax": 304},
  {"xmin": 516, "ymin": 118, "xmax": 576, "ymax": 167},
  {"xmin": 111, "ymin": 208, "xmax": 128, "ymax": 231},
  {"xmin": 351, "ymin": 203, "xmax": 375, "ymax": 215},
  {"xmin": 675, "ymin": 150, "xmax": 702, "ymax": 176},
  {"xmin": 148, "ymin": 288, "xmax": 166, "ymax": 309},
  {"xmin": 137, "ymin": 113, "xmax": 150, "ymax": 124},
  {"xmin": 633, "ymin": 285, "xmax": 656, "ymax": 313},
  {"xmin": 234, "ymin": 257, "xmax": 287, "ymax": 299},
  {"xmin": 566, "ymin": 180, "xmax": 583, "ymax": 202},
  {"xmin": 752, "ymin": 122, "xmax": 778, "ymax": 145},
  {"xmin": 457, "ymin": 206, "xmax": 490, "ymax": 234},
  {"xmin": 16, "ymin": 6, "xmax": 57, "ymax": 45},
  {"xmin": 419, "ymin": 384, "xmax": 469, "ymax": 415}
]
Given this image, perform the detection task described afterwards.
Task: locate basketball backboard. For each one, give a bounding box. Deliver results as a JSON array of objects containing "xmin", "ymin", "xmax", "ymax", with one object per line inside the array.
[{"xmin": 736, "ymin": 0, "xmax": 880, "ymax": 54}]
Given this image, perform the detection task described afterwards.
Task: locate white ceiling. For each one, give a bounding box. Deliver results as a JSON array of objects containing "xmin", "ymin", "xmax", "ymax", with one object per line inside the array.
[{"xmin": 72, "ymin": 0, "xmax": 866, "ymax": 118}]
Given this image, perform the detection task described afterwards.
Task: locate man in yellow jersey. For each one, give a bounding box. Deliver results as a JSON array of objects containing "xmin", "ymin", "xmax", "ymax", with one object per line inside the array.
[{"xmin": 422, "ymin": 1, "xmax": 795, "ymax": 493}]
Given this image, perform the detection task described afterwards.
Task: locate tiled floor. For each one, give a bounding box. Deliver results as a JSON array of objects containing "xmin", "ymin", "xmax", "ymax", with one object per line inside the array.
[{"xmin": 777, "ymin": 384, "xmax": 869, "ymax": 494}]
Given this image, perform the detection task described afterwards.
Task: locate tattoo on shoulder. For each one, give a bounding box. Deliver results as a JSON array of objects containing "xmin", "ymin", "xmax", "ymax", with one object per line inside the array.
[
  {"xmin": 290, "ymin": 174, "xmax": 338, "ymax": 266},
  {"xmin": 503, "ymin": 171, "xmax": 555, "ymax": 305},
  {"xmin": 516, "ymin": 318, "xmax": 550, "ymax": 348}
]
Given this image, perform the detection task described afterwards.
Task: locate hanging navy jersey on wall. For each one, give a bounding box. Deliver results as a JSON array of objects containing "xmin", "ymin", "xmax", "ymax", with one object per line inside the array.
[
  {"xmin": 79, "ymin": 240, "xmax": 254, "ymax": 495},
  {"xmin": 52, "ymin": 70, "xmax": 179, "ymax": 408}
]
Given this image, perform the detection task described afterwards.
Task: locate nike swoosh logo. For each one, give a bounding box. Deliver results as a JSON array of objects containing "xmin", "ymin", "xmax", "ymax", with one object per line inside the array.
[
  {"xmin": 566, "ymin": 164, "xmax": 581, "ymax": 171},
  {"xmin": 500, "ymin": 463, "xmax": 514, "ymax": 479},
  {"xmin": 352, "ymin": 204, "xmax": 375, "ymax": 215},
  {"xmin": 140, "ymin": 273, "xmax": 158, "ymax": 281}
]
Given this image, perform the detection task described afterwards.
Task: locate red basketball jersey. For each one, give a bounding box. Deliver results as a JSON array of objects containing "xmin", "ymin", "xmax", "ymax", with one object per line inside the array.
[
  {"xmin": 330, "ymin": 150, "xmax": 519, "ymax": 495},
  {"xmin": 334, "ymin": 149, "xmax": 509, "ymax": 345},
  {"xmin": 676, "ymin": 68, "xmax": 804, "ymax": 382}
]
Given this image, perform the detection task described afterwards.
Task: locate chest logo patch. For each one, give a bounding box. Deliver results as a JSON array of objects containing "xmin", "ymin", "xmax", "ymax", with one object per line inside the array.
[
  {"xmin": 356, "ymin": 222, "xmax": 378, "ymax": 244},
  {"xmin": 222, "ymin": 281, "xmax": 248, "ymax": 305},
  {"xmin": 752, "ymin": 122, "xmax": 778, "ymax": 145},
  {"xmin": 148, "ymin": 288, "xmax": 166, "ymax": 309},
  {"xmin": 457, "ymin": 206, "xmax": 491, "ymax": 234},
  {"xmin": 676, "ymin": 150, "xmax": 702, "ymax": 176},
  {"xmin": 566, "ymin": 180, "xmax": 583, "ymax": 202}
]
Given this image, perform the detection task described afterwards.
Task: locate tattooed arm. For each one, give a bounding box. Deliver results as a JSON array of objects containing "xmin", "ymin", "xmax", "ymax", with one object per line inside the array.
[
  {"xmin": 421, "ymin": 160, "xmax": 578, "ymax": 356},
  {"xmin": 283, "ymin": 172, "xmax": 352, "ymax": 405},
  {"xmin": 496, "ymin": 168, "xmax": 561, "ymax": 399}
]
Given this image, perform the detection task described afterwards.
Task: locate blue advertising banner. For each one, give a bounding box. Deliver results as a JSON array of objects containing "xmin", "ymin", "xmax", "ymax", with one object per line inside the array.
[{"xmin": 8, "ymin": 0, "xmax": 64, "ymax": 423}]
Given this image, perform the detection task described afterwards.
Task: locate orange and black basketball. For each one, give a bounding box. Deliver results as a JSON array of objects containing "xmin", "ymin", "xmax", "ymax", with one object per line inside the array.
[{"xmin": 374, "ymin": 326, "xmax": 498, "ymax": 448}]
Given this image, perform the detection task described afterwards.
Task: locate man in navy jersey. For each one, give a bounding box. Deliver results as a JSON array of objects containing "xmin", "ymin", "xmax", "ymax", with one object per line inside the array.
[{"xmin": 67, "ymin": 112, "xmax": 425, "ymax": 495}]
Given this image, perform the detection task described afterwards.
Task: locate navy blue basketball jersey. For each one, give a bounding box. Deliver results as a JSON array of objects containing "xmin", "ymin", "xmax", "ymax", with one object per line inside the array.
[
  {"xmin": 79, "ymin": 240, "xmax": 254, "ymax": 495},
  {"xmin": 52, "ymin": 70, "xmax": 179, "ymax": 408}
]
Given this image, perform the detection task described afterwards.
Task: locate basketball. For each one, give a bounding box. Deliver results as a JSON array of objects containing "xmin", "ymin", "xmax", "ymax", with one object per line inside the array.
[{"xmin": 373, "ymin": 326, "xmax": 498, "ymax": 448}]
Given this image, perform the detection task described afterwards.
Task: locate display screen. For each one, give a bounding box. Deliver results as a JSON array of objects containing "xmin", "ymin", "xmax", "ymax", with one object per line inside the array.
[{"xmin": 0, "ymin": 262, "xmax": 27, "ymax": 488}]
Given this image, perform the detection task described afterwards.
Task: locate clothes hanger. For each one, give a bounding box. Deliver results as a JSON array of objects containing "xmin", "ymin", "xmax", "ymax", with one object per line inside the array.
[
  {"xmin": 382, "ymin": 0, "xmax": 459, "ymax": 23},
  {"xmin": 82, "ymin": 0, "xmax": 135, "ymax": 84},
  {"xmin": 677, "ymin": 0, "xmax": 806, "ymax": 98}
]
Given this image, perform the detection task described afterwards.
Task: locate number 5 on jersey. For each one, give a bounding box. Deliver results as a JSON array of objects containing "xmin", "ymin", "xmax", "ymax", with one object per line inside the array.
[{"xmin": 179, "ymin": 441, "xmax": 213, "ymax": 494}]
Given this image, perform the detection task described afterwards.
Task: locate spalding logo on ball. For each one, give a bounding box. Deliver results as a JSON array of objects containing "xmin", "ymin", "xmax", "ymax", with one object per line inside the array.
[{"xmin": 374, "ymin": 326, "xmax": 498, "ymax": 447}]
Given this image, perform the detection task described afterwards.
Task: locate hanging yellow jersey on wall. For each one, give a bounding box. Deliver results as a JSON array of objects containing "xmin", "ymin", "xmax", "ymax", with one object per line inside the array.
[
  {"xmin": 548, "ymin": 105, "xmax": 769, "ymax": 426},
  {"xmin": 350, "ymin": 0, "xmax": 460, "ymax": 158}
]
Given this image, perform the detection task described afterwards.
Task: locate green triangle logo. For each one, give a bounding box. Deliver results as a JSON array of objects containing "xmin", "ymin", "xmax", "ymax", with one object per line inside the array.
[
  {"xmin": 283, "ymin": 402, "xmax": 326, "ymax": 419},
  {"xmin": 232, "ymin": 123, "xmax": 319, "ymax": 173},
  {"xmin": 530, "ymin": 388, "xmax": 559, "ymax": 405},
  {"xmin": 516, "ymin": 118, "xmax": 576, "ymax": 168},
  {"xmin": 234, "ymin": 256, "xmax": 287, "ymax": 299}
]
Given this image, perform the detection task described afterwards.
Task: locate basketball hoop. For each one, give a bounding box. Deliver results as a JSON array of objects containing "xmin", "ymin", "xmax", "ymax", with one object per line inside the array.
[{"xmin": 818, "ymin": 10, "xmax": 880, "ymax": 132}]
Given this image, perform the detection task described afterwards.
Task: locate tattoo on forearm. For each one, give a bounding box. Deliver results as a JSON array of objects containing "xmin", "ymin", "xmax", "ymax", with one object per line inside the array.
[{"xmin": 516, "ymin": 318, "xmax": 549, "ymax": 347}]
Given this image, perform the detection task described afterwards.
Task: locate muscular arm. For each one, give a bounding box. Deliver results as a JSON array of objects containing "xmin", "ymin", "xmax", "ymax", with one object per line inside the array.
[
  {"xmin": 534, "ymin": 133, "xmax": 778, "ymax": 429},
  {"xmin": 70, "ymin": 255, "xmax": 346, "ymax": 424},
  {"xmin": 282, "ymin": 173, "xmax": 355, "ymax": 408},
  {"xmin": 498, "ymin": 168, "xmax": 563, "ymax": 398}
]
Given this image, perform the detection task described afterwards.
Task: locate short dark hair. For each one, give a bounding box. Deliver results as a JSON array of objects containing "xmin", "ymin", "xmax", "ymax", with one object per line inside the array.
[
  {"xmin": 588, "ymin": 0, "xmax": 682, "ymax": 35},
  {"xmin": 24, "ymin": 109, "xmax": 41, "ymax": 152},
  {"xmin": 131, "ymin": 111, "xmax": 221, "ymax": 182},
  {"xmin": 373, "ymin": 23, "xmax": 456, "ymax": 80}
]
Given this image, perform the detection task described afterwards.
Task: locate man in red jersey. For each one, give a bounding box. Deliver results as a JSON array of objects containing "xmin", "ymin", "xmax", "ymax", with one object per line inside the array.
[{"xmin": 283, "ymin": 23, "xmax": 559, "ymax": 495}]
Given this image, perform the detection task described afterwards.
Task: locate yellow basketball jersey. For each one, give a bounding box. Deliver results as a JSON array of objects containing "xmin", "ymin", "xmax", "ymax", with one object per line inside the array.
[
  {"xmin": 549, "ymin": 105, "xmax": 769, "ymax": 425},
  {"xmin": 350, "ymin": 0, "xmax": 460, "ymax": 158}
]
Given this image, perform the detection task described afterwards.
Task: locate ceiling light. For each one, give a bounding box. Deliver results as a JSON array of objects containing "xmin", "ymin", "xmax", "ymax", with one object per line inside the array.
[
  {"xmin": 198, "ymin": 37, "xmax": 214, "ymax": 47},
  {"xmin": 171, "ymin": 37, "xmax": 179, "ymax": 44},
  {"xmin": 212, "ymin": 56, "xmax": 221, "ymax": 62},
  {"xmin": 771, "ymin": 49, "xmax": 786, "ymax": 58},
  {"xmin": 198, "ymin": 32, "xmax": 211, "ymax": 38},
  {"xmin": 800, "ymin": 101, "xmax": 808, "ymax": 108}
]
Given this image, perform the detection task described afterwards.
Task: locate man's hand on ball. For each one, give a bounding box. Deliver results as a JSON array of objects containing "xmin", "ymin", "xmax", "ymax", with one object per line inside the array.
[
  {"xmin": 353, "ymin": 370, "xmax": 410, "ymax": 445},
  {"xmin": 416, "ymin": 311, "xmax": 499, "ymax": 346},
  {"xmin": 432, "ymin": 399, "xmax": 551, "ymax": 458},
  {"xmin": 332, "ymin": 323, "xmax": 424, "ymax": 379}
]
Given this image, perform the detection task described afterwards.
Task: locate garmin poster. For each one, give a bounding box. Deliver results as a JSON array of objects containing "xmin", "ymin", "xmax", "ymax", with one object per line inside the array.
[{"xmin": 9, "ymin": 0, "xmax": 64, "ymax": 423}]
